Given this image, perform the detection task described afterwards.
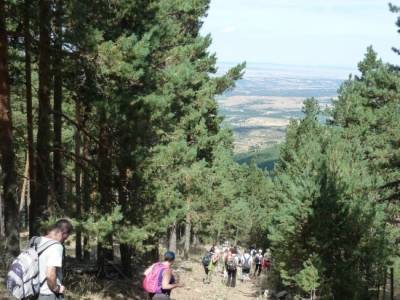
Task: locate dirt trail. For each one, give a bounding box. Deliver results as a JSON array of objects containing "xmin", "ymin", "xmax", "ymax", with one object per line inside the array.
[{"xmin": 172, "ymin": 259, "xmax": 262, "ymax": 300}]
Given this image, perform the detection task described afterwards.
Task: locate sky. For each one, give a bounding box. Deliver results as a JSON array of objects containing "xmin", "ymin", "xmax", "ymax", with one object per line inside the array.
[{"xmin": 200, "ymin": 0, "xmax": 400, "ymax": 68}]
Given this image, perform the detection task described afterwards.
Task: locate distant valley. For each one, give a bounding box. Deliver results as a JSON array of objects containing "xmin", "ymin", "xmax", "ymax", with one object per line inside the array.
[{"xmin": 216, "ymin": 63, "xmax": 355, "ymax": 153}]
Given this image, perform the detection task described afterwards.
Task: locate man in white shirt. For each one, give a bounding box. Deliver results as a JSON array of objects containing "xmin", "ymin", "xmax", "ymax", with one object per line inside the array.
[{"xmin": 38, "ymin": 219, "xmax": 73, "ymax": 300}]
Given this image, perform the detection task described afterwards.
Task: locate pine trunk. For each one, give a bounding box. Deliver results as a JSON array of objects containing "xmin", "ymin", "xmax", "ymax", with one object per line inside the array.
[
  {"xmin": 377, "ymin": 282, "xmax": 380, "ymax": 300},
  {"xmin": 19, "ymin": 156, "xmax": 29, "ymax": 227},
  {"xmin": 0, "ymin": 0, "xmax": 20, "ymax": 257},
  {"xmin": 32, "ymin": 0, "xmax": 51, "ymax": 236},
  {"xmin": 24, "ymin": 0, "xmax": 34, "ymax": 234},
  {"xmin": 82, "ymin": 124, "xmax": 91, "ymax": 260},
  {"xmin": 97, "ymin": 108, "xmax": 113, "ymax": 276},
  {"xmin": 234, "ymin": 227, "xmax": 239, "ymax": 246},
  {"xmin": 118, "ymin": 166, "xmax": 132, "ymax": 277},
  {"xmin": 390, "ymin": 267, "xmax": 394, "ymax": 300},
  {"xmin": 53, "ymin": 0, "xmax": 64, "ymax": 211},
  {"xmin": 169, "ymin": 222, "xmax": 177, "ymax": 253},
  {"xmin": 383, "ymin": 268, "xmax": 387, "ymax": 300},
  {"xmin": 0, "ymin": 192, "xmax": 4, "ymax": 238},
  {"xmin": 120, "ymin": 243, "xmax": 132, "ymax": 278},
  {"xmin": 192, "ymin": 232, "xmax": 198, "ymax": 247},
  {"xmin": 184, "ymin": 214, "xmax": 191, "ymax": 259},
  {"xmin": 82, "ymin": 105, "xmax": 91, "ymax": 260},
  {"xmin": 75, "ymin": 99, "xmax": 82, "ymax": 260}
]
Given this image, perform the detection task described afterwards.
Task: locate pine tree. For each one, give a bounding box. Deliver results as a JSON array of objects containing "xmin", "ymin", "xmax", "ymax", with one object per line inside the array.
[{"xmin": 0, "ymin": 0, "xmax": 19, "ymax": 257}]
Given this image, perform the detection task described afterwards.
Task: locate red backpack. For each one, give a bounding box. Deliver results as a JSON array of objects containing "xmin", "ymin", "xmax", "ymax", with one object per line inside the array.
[{"xmin": 143, "ymin": 262, "xmax": 167, "ymax": 293}]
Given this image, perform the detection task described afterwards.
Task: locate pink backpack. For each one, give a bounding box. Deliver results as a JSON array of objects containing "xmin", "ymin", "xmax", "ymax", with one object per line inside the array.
[{"xmin": 143, "ymin": 262, "xmax": 167, "ymax": 293}]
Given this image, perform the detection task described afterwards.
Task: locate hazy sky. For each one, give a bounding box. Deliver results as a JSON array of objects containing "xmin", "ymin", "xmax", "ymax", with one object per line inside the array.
[{"xmin": 200, "ymin": 0, "xmax": 400, "ymax": 68}]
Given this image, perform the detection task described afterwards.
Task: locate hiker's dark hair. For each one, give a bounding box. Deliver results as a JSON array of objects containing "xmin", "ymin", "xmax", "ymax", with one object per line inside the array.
[
  {"xmin": 49, "ymin": 219, "xmax": 73, "ymax": 234},
  {"xmin": 164, "ymin": 251, "xmax": 176, "ymax": 262}
]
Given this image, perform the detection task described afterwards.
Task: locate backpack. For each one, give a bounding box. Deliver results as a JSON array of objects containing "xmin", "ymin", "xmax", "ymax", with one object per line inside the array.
[
  {"xmin": 143, "ymin": 263, "xmax": 167, "ymax": 293},
  {"xmin": 242, "ymin": 255, "xmax": 251, "ymax": 269},
  {"xmin": 202, "ymin": 252, "xmax": 212, "ymax": 267},
  {"xmin": 226, "ymin": 256, "xmax": 237, "ymax": 271},
  {"xmin": 6, "ymin": 237, "xmax": 60, "ymax": 300}
]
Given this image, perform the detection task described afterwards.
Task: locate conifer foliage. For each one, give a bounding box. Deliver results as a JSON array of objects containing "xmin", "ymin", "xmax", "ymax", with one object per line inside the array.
[
  {"xmin": 270, "ymin": 50, "xmax": 399, "ymax": 298},
  {"xmin": 0, "ymin": 0, "xmax": 249, "ymax": 274}
]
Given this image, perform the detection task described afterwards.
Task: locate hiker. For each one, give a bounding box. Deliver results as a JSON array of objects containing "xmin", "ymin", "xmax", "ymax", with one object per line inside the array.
[
  {"xmin": 210, "ymin": 245, "xmax": 216, "ymax": 253},
  {"xmin": 209, "ymin": 247, "xmax": 221, "ymax": 280},
  {"xmin": 38, "ymin": 219, "xmax": 73, "ymax": 300},
  {"xmin": 214, "ymin": 247, "xmax": 223, "ymax": 273},
  {"xmin": 225, "ymin": 247, "xmax": 239, "ymax": 288},
  {"xmin": 6, "ymin": 219, "xmax": 72, "ymax": 300},
  {"xmin": 241, "ymin": 249, "xmax": 252, "ymax": 281},
  {"xmin": 202, "ymin": 247, "xmax": 215, "ymax": 283},
  {"xmin": 254, "ymin": 249, "xmax": 263, "ymax": 277},
  {"xmin": 222, "ymin": 247, "xmax": 230, "ymax": 280},
  {"xmin": 263, "ymin": 248, "xmax": 272, "ymax": 272},
  {"xmin": 143, "ymin": 251, "xmax": 183, "ymax": 300},
  {"xmin": 250, "ymin": 246, "xmax": 256, "ymax": 257}
]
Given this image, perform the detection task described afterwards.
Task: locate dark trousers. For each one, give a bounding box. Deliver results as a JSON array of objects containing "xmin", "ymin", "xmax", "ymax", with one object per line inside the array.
[
  {"xmin": 149, "ymin": 293, "xmax": 171, "ymax": 300},
  {"xmin": 151, "ymin": 294, "xmax": 170, "ymax": 300},
  {"xmin": 204, "ymin": 265, "xmax": 209, "ymax": 275},
  {"xmin": 254, "ymin": 263, "xmax": 262, "ymax": 276},
  {"xmin": 226, "ymin": 269, "xmax": 237, "ymax": 287}
]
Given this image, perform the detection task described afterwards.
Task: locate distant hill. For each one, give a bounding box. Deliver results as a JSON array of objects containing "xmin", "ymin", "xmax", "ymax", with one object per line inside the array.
[{"xmin": 234, "ymin": 145, "xmax": 280, "ymax": 171}]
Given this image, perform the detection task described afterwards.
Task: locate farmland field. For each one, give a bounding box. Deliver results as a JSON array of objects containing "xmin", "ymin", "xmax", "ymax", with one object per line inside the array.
[{"xmin": 216, "ymin": 63, "xmax": 354, "ymax": 153}]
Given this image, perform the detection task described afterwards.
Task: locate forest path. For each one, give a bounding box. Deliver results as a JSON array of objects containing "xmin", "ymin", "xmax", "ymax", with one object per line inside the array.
[{"xmin": 173, "ymin": 258, "xmax": 262, "ymax": 300}]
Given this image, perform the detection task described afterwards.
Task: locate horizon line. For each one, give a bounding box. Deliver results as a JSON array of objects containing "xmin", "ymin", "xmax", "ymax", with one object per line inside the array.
[{"xmin": 216, "ymin": 60, "xmax": 358, "ymax": 70}]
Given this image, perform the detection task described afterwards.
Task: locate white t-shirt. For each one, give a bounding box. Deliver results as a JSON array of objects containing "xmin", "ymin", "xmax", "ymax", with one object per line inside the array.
[{"xmin": 38, "ymin": 237, "xmax": 64, "ymax": 295}]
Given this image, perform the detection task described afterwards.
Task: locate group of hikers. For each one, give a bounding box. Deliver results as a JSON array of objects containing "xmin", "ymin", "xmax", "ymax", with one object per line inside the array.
[
  {"xmin": 201, "ymin": 244, "xmax": 272, "ymax": 287},
  {"xmin": 6, "ymin": 218, "xmax": 271, "ymax": 300},
  {"xmin": 142, "ymin": 243, "xmax": 272, "ymax": 299}
]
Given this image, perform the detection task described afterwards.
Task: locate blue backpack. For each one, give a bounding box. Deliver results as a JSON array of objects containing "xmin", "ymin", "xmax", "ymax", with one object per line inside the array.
[{"xmin": 202, "ymin": 252, "xmax": 212, "ymax": 267}]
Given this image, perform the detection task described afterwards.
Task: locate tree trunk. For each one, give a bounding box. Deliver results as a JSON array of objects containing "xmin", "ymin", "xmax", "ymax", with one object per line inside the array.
[
  {"xmin": 118, "ymin": 165, "xmax": 132, "ymax": 277},
  {"xmin": 0, "ymin": 191, "xmax": 3, "ymax": 238},
  {"xmin": 82, "ymin": 122, "xmax": 90, "ymax": 260},
  {"xmin": 24, "ymin": 0, "xmax": 35, "ymax": 234},
  {"xmin": 32, "ymin": 0, "xmax": 51, "ymax": 236},
  {"xmin": 97, "ymin": 108, "xmax": 113, "ymax": 276},
  {"xmin": 19, "ymin": 156, "xmax": 29, "ymax": 228},
  {"xmin": 234, "ymin": 227, "xmax": 239, "ymax": 246},
  {"xmin": 0, "ymin": 0, "xmax": 20, "ymax": 257},
  {"xmin": 383, "ymin": 268, "xmax": 387, "ymax": 300},
  {"xmin": 377, "ymin": 282, "xmax": 380, "ymax": 300},
  {"xmin": 184, "ymin": 214, "xmax": 191, "ymax": 259},
  {"xmin": 390, "ymin": 267, "xmax": 394, "ymax": 300},
  {"xmin": 145, "ymin": 239, "xmax": 159, "ymax": 262},
  {"xmin": 53, "ymin": 0, "xmax": 64, "ymax": 212},
  {"xmin": 169, "ymin": 222, "xmax": 177, "ymax": 253},
  {"xmin": 75, "ymin": 99, "xmax": 82, "ymax": 260},
  {"xmin": 120, "ymin": 243, "xmax": 132, "ymax": 278},
  {"xmin": 191, "ymin": 231, "xmax": 199, "ymax": 247}
]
